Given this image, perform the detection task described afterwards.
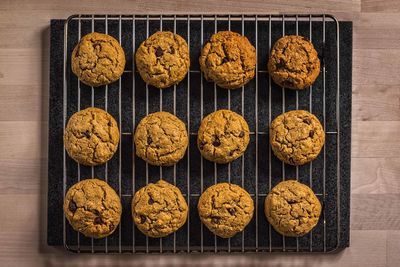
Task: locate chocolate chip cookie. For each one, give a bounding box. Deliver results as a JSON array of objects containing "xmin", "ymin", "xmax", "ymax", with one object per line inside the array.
[
  {"xmin": 134, "ymin": 111, "xmax": 188, "ymax": 166},
  {"xmin": 198, "ymin": 183, "xmax": 254, "ymax": 238},
  {"xmin": 197, "ymin": 109, "xmax": 250, "ymax": 164},
  {"xmin": 132, "ymin": 180, "xmax": 188, "ymax": 238},
  {"xmin": 268, "ymin": 35, "xmax": 320, "ymax": 90},
  {"xmin": 199, "ymin": 31, "xmax": 256, "ymax": 89},
  {"xmin": 265, "ymin": 180, "xmax": 321, "ymax": 237},
  {"xmin": 135, "ymin": 31, "xmax": 190, "ymax": 89},
  {"xmin": 64, "ymin": 107, "xmax": 120, "ymax": 166},
  {"xmin": 270, "ymin": 110, "xmax": 325, "ymax": 166},
  {"xmin": 71, "ymin": 32, "xmax": 126, "ymax": 87},
  {"xmin": 63, "ymin": 179, "xmax": 122, "ymax": 238}
]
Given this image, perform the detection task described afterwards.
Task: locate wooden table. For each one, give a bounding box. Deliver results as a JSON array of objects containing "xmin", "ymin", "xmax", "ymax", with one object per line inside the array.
[{"xmin": 0, "ymin": 1, "xmax": 399, "ymax": 266}]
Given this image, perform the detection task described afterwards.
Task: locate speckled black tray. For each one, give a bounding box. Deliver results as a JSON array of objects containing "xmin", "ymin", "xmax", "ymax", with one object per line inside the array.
[{"xmin": 47, "ymin": 15, "xmax": 351, "ymax": 253}]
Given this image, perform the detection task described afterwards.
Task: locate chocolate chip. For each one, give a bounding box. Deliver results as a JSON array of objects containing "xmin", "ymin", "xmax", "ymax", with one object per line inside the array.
[
  {"xmin": 276, "ymin": 61, "xmax": 286, "ymax": 69},
  {"xmin": 84, "ymin": 130, "xmax": 91, "ymax": 138},
  {"xmin": 228, "ymin": 208, "xmax": 235, "ymax": 215},
  {"xmin": 222, "ymin": 57, "xmax": 228, "ymax": 63},
  {"xmin": 211, "ymin": 217, "xmax": 219, "ymax": 224},
  {"xmin": 239, "ymin": 131, "xmax": 244, "ymax": 138},
  {"xmin": 199, "ymin": 141, "xmax": 206, "ymax": 150},
  {"xmin": 283, "ymin": 80, "xmax": 294, "ymax": 88},
  {"xmin": 148, "ymin": 197, "xmax": 154, "ymax": 205},
  {"xmin": 155, "ymin": 47, "xmax": 163, "ymax": 57},
  {"xmin": 94, "ymin": 217, "xmax": 103, "ymax": 225},
  {"xmin": 170, "ymin": 46, "xmax": 175, "ymax": 54},
  {"xmin": 108, "ymin": 121, "xmax": 112, "ymax": 126},
  {"xmin": 69, "ymin": 201, "xmax": 77, "ymax": 212},
  {"xmin": 140, "ymin": 215, "xmax": 146, "ymax": 224},
  {"xmin": 147, "ymin": 136, "xmax": 152, "ymax": 145},
  {"xmin": 229, "ymin": 148, "xmax": 240, "ymax": 156},
  {"xmin": 303, "ymin": 118, "xmax": 311, "ymax": 125},
  {"xmin": 212, "ymin": 137, "xmax": 221, "ymax": 147},
  {"xmin": 309, "ymin": 130, "xmax": 314, "ymax": 138},
  {"xmin": 301, "ymin": 36, "xmax": 310, "ymax": 42}
]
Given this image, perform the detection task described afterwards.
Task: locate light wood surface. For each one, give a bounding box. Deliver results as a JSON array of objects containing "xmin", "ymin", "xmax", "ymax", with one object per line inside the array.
[{"xmin": 0, "ymin": 1, "xmax": 399, "ymax": 266}]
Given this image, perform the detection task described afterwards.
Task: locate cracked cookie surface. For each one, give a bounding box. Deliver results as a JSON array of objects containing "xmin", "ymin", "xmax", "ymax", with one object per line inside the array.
[
  {"xmin": 131, "ymin": 180, "xmax": 188, "ymax": 238},
  {"xmin": 199, "ymin": 31, "xmax": 256, "ymax": 89},
  {"xmin": 64, "ymin": 107, "xmax": 120, "ymax": 166},
  {"xmin": 270, "ymin": 110, "xmax": 325, "ymax": 166},
  {"xmin": 63, "ymin": 179, "xmax": 122, "ymax": 238},
  {"xmin": 134, "ymin": 111, "xmax": 188, "ymax": 166},
  {"xmin": 268, "ymin": 35, "xmax": 320, "ymax": 90},
  {"xmin": 71, "ymin": 32, "xmax": 126, "ymax": 87},
  {"xmin": 198, "ymin": 183, "xmax": 254, "ymax": 238},
  {"xmin": 135, "ymin": 31, "xmax": 190, "ymax": 89},
  {"xmin": 197, "ymin": 109, "xmax": 250, "ymax": 164},
  {"xmin": 265, "ymin": 180, "xmax": 321, "ymax": 237}
]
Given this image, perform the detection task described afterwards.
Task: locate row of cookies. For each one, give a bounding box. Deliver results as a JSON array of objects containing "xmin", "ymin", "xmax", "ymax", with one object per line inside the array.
[
  {"xmin": 65, "ymin": 107, "xmax": 325, "ymax": 167},
  {"xmin": 72, "ymin": 30, "xmax": 320, "ymax": 90},
  {"xmin": 64, "ymin": 178, "xmax": 321, "ymax": 239},
  {"xmin": 64, "ymin": 108, "xmax": 247, "ymax": 166}
]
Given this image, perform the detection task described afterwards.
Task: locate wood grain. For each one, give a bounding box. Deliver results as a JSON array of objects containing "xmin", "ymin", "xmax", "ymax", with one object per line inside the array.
[
  {"xmin": 353, "ymin": 49, "xmax": 400, "ymax": 86},
  {"xmin": 352, "ymin": 158, "xmax": 400, "ymax": 194},
  {"xmin": 351, "ymin": 194, "xmax": 400, "ymax": 230},
  {"xmin": 1, "ymin": 0, "xmax": 362, "ymax": 13},
  {"xmin": 352, "ymin": 121, "xmax": 400, "ymax": 158},
  {"xmin": 1, "ymin": 0, "xmax": 400, "ymax": 266},
  {"xmin": 362, "ymin": 0, "xmax": 400, "ymax": 12},
  {"xmin": 353, "ymin": 84, "xmax": 400, "ymax": 121},
  {"xmin": 387, "ymin": 231, "xmax": 400, "ymax": 267},
  {"xmin": 354, "ymin": 13, "xmax": 400, "ymax": 49}
]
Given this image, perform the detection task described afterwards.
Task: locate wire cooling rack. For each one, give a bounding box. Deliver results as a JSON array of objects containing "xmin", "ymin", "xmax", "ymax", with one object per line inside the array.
[{"xmin": 61, "ymin": 14, "xmax": 340, "ymax": 253}]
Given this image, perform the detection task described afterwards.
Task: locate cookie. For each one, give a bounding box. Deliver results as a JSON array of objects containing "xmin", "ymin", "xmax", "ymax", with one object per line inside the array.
[
  {"xmin": 197, "ymin": 109, "xmax": 250, "ymax": 164},
  {"xmin": 134, "ymin": 111, "xmax": 188, "ymax": 166},
  {"xmin": 132, "ymin": 180, "xmax": 188, "ymax": 238},
  {"xmin": 198, "ymin": 183, "xmax": 254, "ymax": 238},
  {"xmin": 265, "ymin": 180, "xmax": 321, "ymax": 237},
  {"xmin": 270, "ymin": 110, "xmax": 325, "ymax": 166},
  {"xmin": 63, "ymin": 179, "xmax": 122, "ymax": 238},
  {"xmin": 71, "ymin": 32, "xmax": 126, "ymax": 87},
  {"xmin": 268, "ymin": 35, "xmax": 320, "ymax": 90},
  {"xmin": 64, "ymin": 107, "xmax": 120, "ymax": 166},
  {"xmin": 135, "ymin": 31, "xmax": 190, "ymax": 89},
  {"xmin": 199, "ymin": 31, "xmax": 256, "ymax": 89}
]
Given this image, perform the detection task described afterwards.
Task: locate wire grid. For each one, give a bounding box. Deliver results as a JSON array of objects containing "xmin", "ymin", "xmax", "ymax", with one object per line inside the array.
[{"xmin": 62, "ymin": 14, "xmax": 340, "ymax": 253}]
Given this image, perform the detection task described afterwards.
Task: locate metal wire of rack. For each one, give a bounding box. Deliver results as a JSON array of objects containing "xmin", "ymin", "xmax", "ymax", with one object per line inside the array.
[{"xmin": 62, "ymin": 14, "xmax": 340, "ymax": 253}]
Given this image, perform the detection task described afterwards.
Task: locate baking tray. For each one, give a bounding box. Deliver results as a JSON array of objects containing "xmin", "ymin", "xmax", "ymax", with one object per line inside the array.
[{"xmin": 47, "ymin": 14, "xmax": 352, "ymax": 253}]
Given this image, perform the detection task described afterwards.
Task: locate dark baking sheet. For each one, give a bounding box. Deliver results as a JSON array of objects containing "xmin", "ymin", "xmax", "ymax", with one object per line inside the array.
[{"xmin": 47, "ymin": 16, "xmax": 352, "ymax": 252}]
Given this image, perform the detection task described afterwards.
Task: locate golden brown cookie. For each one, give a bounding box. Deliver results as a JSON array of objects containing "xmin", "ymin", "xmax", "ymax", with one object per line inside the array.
[
  {"xmin": 268, "ymin": 35, "xmax": 320, "ymax": 90},
  {"xmin": 135, "ymin": 31, "xmax": 190, "ymax": 89},
  {"xmin": 199, "ymin": 31, "xmax": 256, "ymax": 89},
  {"xmin": 265, "ymin": 180, "xmax": 321, "ymax": 237},
  {"xmin": 63, "ymin": 179, "xmax": 122, "ymax": 238},
  {"xmin": 134, "ymin": 111, "xmax": 188, "ymax": 166},
  {"xmin": 198, "ymin": 183, "xmax": 254, "ymax": 238},
  {"xmin": 270, "ymin": 110, "xmax": 325, "ymax": 166},
  {"xmin": 71, "ymin": 32, "xmax": 126, "ymax": 87},
  {"xmin": 197, "ymin": 109, "xmax": 250, "ymax": 164},
  {"xmin": 131, "ymin": 180, "xmax": 188, "ymax": 238},
  {"xmin": 64, "ymin": 107, "xmax": 120, "ymax": 166}
]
